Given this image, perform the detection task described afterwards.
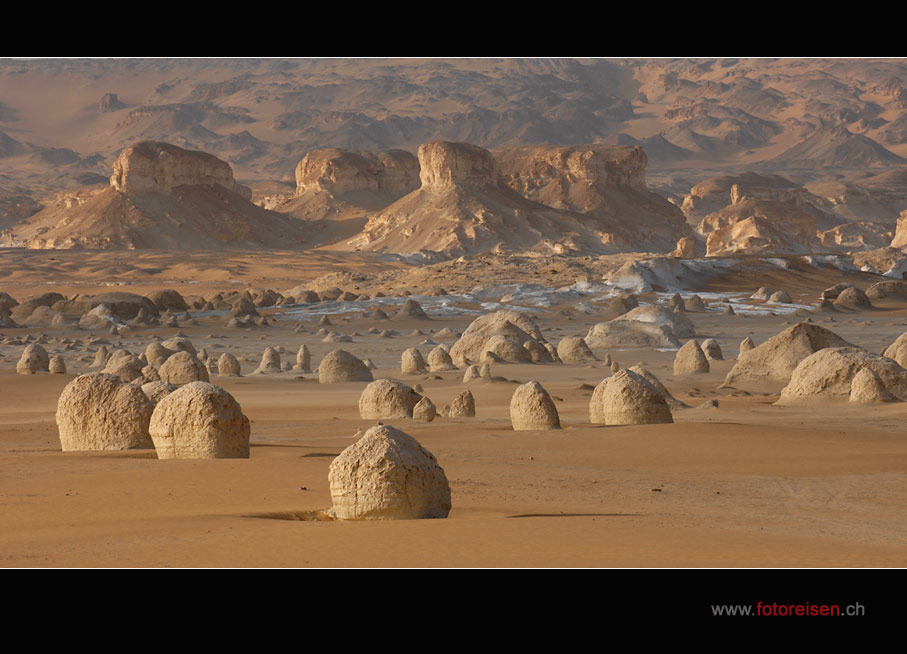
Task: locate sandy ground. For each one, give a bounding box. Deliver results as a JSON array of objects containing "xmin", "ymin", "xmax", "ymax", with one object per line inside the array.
[{"xmin": 2, "ymin": 252, "xmax": 907, "ymax": 568}]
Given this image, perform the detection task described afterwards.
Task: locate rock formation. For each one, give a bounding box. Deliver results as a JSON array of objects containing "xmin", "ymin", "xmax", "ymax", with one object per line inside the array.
[
  {"xmin": 5, "ymin": 141, "xmax": 311, "ymax": 249},
  {"xmin": 589, "ymin": 369, "xmax": 673, "ymax": 425},
  {"xmin": 448, "ymin": 389, "xmax": 476, "ymax": 417},
  {"xmin": 674, "ymin": 340, "xmax": 710, "ymax": 375},
  {"xmin": 327, "ymin": 424, "xmax": 451, "ymax": 520},
  {"xmin": 777, "ymin": 347, "xmax": 907, "ymax": 404},
  {"xmin": 358, "ymin": 379, "xmax": 423, "ymax": 419},
  {"xmin": 449, "ymin": 310, "xmax": 551, "ymax": 366},
  {"xmin": 849, "ymin": 367, "xmax": 899, "ymax": 404},
  {"xmin": 585, "ymin": 306, "xmax": 695, "ymax": 349},
  {"xmin": 427, "ymin": 345, "xmax": 457, "ymax": 372},
  {"xmin": 723, "ymin": 322, "xmax": 854, "ymax": 390},
  {"xmin": 400, "ymin": 347, "xmax": 427, "ymax": 374},
  {"xmin": 556, "ymin": 336, "xmax": 598, "ymax": 363},
  {"xmin": 509, "ymin": 381, "xmax": 561, "ymax": 430},
  {"xmin": 149, "ymin": 382, "xmax": 250, "ymax": 459},
  {"xmin": 217, "ymin": 352, "xmax": 242, "ymax": 377},
  {"xmin": 158, "ymin": 351, "xmax": 210, "ymax": 385},
  {"xmin": 318, "ymin": 349, "xmax": 373, "ymax": 383},
  {"xmin": 57, "ymin": 373, "xmax": 155, "ymax": 450}
]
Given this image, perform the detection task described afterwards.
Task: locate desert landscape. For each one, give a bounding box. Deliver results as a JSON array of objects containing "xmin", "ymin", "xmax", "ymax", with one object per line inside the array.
[{"xmin": 2, "ymin": 57, "xmax": 907, "ymax": 569}]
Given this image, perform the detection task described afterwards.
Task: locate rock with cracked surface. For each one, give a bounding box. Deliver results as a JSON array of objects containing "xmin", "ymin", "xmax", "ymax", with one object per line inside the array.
[
  {"xmin": 327, "ymin": 424, "xmax": 451, "ymax": 520},
  {"xmin": 358, "ymin": 378, "xmax": 423, "ymax": 419},
  {"xmin": 57, "ymin": 372, "xmax": 154, "ymax": 451}
]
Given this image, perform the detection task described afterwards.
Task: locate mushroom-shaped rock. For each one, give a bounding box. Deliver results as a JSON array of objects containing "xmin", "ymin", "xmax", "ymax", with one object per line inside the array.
[
  {"xmin": 318, "ymin": 349, "xmax": 373, "ymax": 383},
  {"xmin": 56, "ymin": 373, "xmax": 155, "ymax": 451},
  {"xmin": 589, "ymin": 369, "xmax": 673, "ymax": 426},
  {"xmin": 326, "ymin": 424, "xmax": 451, "ymax": 520},
  {"xmin": 427, "ymin": 345, "xmax": 457, "ymax": 371},
  {"xmin": 217, "ymin": 352, "xmax": 242, "ymax": 377},
  {"xmin": 158, "ymin": 350, "xmax": 210, "ymax": 385},
  {"xmin": 401, "ymin": 347, "xmax": 427, "ymax": 374},
  {"xmin": 413, "ymin": 396, "xmax": 437, "ymax": 422},
  {"xmin": 674, "ymin": 340, "xmax": 710, "ymax": 375},
  {"xmin": 557, "ymin": 336, "xmax": 598, "ymax": 363},
  {"xmin": 149, "ymin": 382, "xmax": 250, "ymax": 459},
  {"xmin": 509, "ymin": 381, "xmax": 560, "ymax": 430},
  {"xmin": 49, "ymin": 355, "xmax": 66, "ymax": 374},
  {"xmin": 358, "ymin": 378, "xmax": 423, "ymax": 419},
  {"xmin": 255, "ymin": 347, "xmax": 282, "ymax": 373},
  {"xmin": 849, "ymin": 367, "xmax": 899, "ymax": 404},
  {"xmin": 294, "ymin": 344, "xmax": 311, "ymax": 372},
  {"xmin": 448, "ymin": 389, "xmax": 476, "ymax": 417},
  {"xmin": 700, "ymin": 338, "xmax": 723, "ymax": 360}
]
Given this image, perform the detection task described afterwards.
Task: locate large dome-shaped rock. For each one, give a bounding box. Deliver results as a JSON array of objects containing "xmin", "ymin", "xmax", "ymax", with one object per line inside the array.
[
  {"xmin": 449, "ymin": 311, "xmax": 550, "ymax": 366},
  {"xmin": 722, "ymin": 322, "xmax": 855, "ymax": 391},
  {"xmin": 56, "ymin": 373, "xmax": 154, "ymax": 451},
  {"xmin": 510, "ymin": 381, "xmax": 560, "ymax": 430},
  {"xmin": 556, "ymin": 336, "xmax": 598, "ymax": 363},
  {"xmin": 584, "ymin": 305, "xmax": 695, "ymax": 349},
  {"xmin": 327, "ymin": 424, "xmax": 451, "ymax": 520},
  {"xmin": 158, "ymin": 350, "xmax": 210, "ymax": 385},
  {"xmin": 149, "ymin": 382, "xmax": 250, "ymax": 459},
  {"xmin": 673, "ymin": 340, "xmax": 710, "ymax": 375},
  {"xmin": 318, "ymin": 349, "xmax": 373, "ymax": 383},
  {"xmin": 358, "ymin": 378, "xmax": 423, "ymax": 419},
  {"xmin": 777, "ymin": 347, "xmax": 907, "ymax": 404},
  {"xmin": 589, "ymin": 369, "xmax": 673, "ymax": 425}
]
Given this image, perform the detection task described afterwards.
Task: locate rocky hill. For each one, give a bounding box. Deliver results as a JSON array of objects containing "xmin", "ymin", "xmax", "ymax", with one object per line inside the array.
[{"xmin": 2, "ymin": 141, "xmax": 310, "ymax": 249}]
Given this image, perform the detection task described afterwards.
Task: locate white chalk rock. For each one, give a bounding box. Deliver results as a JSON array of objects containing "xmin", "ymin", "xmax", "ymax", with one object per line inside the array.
[
  {"xmin": 510, "ymin": 381, "xmax": 560, "ymax": 430},
  {"xmin": 56, "ymin": 372, "xmax": 155, "ymax": 451},
  {"xmin": 318, "ymin": 349, "xmax": 373, "ymax": 383},
  {"xmin": 149, "ymin": 381, "xmax": 250, "ymax": 459},
  {"xmin": 358, "ymin": 378, "xmax": 423, "ymax": 419},
  {"xmin": 327, "ymin": 424, "xmax": 451, "ymax": 520},
  {"xmin": 590, "ymin": 369, "xmax": 673, "ymax": 425}
]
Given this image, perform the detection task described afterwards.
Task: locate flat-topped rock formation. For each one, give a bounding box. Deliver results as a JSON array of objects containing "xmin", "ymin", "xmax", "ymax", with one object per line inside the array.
[
  {"xmin": 348, "ymin": 141, "xmax": 687, "ymax": 257},
  {"xmin": 3, "ymin": 141, "xmax": 311, "ymax": 250}
]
